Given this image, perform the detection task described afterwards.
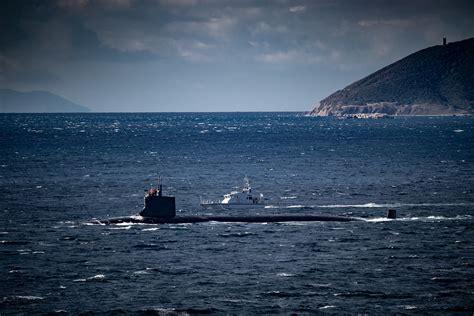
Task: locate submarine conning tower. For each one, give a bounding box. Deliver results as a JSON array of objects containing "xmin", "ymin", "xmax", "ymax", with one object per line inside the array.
[{"xmin": 139, "ymin": 182, "xmax": 176, "ymax": 218}]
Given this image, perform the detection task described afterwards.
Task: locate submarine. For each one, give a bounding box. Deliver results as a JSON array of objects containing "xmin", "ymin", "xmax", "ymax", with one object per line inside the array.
[{"xmin": 94, "ymin": 182, "xmax": 397, "ymax": 225}]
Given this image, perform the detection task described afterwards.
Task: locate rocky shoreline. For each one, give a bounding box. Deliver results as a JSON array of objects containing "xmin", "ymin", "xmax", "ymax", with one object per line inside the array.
[{"xmin": 308, "ymin": 102, "xmax": 471, "ymax": 117}]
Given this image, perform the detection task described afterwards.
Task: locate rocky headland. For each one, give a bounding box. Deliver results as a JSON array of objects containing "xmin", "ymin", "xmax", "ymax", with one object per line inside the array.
[{"xmin": 309, "ymin": 38, "xmax": 474, "ymax": 116}]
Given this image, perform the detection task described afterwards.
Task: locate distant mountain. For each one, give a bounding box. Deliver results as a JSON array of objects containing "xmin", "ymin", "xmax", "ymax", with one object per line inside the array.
[
  {"xmin": 0, "ymin": 89, "xmax": 90, "ymax": 113},
  {"xmin": 309, "ymin": 38, "xmax": 474, "ymax": 116}
]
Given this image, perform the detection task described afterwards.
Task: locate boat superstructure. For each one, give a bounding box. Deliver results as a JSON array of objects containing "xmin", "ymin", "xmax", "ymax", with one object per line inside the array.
[{"xmin": 200, "ymin": 177, "xmax": 264, "ymax": 209}]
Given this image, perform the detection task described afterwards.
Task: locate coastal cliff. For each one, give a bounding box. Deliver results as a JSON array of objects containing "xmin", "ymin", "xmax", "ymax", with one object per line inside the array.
[{"xmin": 309, "ymin": 38, "xmax": 474, "ymax": 116}]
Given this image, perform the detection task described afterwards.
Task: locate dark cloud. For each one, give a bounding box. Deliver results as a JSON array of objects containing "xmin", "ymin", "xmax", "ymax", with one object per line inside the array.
[
  {"xmin": 3, "ymin": 0, "xmax": 474, "ymax": 64},
  {"xmin": 0, "ymin": 0, "xmax": 55, "ymax": 50},
  {"xmin": 1, "ymin": 0, "xmax": 473, "ymax": 110}
]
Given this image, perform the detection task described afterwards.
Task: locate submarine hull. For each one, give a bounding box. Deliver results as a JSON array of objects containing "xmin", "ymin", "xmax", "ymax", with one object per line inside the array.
[{"xmin": 95, "ymin": 214, "xmax": 361, "ymax": 225}]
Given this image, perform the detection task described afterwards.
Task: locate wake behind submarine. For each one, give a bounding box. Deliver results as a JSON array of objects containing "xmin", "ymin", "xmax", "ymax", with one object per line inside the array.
[{"xmin": 95, "ymin": 182, "xmax": 397, "ymax": 225}]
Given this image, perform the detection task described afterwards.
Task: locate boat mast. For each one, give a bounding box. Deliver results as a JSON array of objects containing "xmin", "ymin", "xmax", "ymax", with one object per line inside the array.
[
  {"xmin": 244, "ymin": 176, "xmax": 250, "ymax": 192},
  {"xmin": 158, "ymin": 176, "xmax": 163, "ymax": 197}
]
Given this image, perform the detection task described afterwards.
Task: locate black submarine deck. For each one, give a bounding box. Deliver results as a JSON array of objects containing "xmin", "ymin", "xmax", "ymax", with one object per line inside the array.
[{"xmin": 97, "ymin": 214, "xmax": 361, "ymax": 225}]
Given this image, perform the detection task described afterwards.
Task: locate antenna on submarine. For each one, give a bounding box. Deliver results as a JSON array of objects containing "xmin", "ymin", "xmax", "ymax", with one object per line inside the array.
[{"xmin": 158, "ymin": 175, "xmax": 163, "ymax": 197}]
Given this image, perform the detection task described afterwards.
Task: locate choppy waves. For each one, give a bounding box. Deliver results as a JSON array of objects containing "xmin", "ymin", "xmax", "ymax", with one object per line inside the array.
[{"xmin": 1, "ymin": 113, "xmax": 473, "ymax": 314}]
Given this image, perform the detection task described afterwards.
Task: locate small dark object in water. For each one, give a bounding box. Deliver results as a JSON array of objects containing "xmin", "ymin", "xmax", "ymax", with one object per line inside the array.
[{"xmin": 387, "ymin": 209, "xmax": 397, "ymax": 219}]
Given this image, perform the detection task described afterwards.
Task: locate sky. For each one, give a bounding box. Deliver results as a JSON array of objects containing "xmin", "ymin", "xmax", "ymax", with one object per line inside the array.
[{"xmin": 1, "ymin": 0, "xmax": 473, "ymax": 112}]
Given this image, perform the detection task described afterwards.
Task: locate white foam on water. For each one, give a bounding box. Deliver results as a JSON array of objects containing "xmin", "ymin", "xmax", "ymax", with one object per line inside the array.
[
  {"xmin": 403, "ymin": 305, "xmax": 418, "ymax": 310},
  {"xmin": 319, "ymin": 305, "xmax": 336, "ymax": 309},
  {"xmin": 116, "ymin": 222, "xmax": 136, "ymax": 226},
  {"xmin": 148, "ymin": 308, "xmax": 177, "ymax": 313},
  {"xmin": 280, "ymin": 221, "xmax": 314, "ymax": 226},
  {"xmin": 315, "ymin": 202, "xmax": 474, "ymax": 208},
  {"xmin": 365, "ymin": 215, "xmax": 472, "ymax": 222},
  {"xmin": 280, "ymin": 196, "xmax": 297, "ymax": 200},
  {"xmin": 74, "ymin": 274, "xmax": 106, "ymax": 282},
  {"xmin": 83, "ymin": 221, "xmax": 105, "ymax": 226},
  {"xmin": 365, "ymin": 217, "xmax": 395, "ymax": 222},
  {"xmin": 109, "ymin": 226, "xmax": 132, "ymax": 230},
  {"xmin": 142, "ymin": 227, "xmax": 159, "ymax": 231},
  {"xmin": 310, "ymin": 283, "xmax": 332, "ymax": 287},
  {"xmin": 14, "ymin": 296, "xmax": 44, "ymax": 300}
]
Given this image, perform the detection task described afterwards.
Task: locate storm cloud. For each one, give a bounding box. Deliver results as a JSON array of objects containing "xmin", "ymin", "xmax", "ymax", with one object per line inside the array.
[{"xmin": 1, "ymin": 0, "xmax": 473, "ymax": 111}]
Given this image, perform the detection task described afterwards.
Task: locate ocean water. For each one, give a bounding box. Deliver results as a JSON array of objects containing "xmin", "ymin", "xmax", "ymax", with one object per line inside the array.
[{"xmin": 1, "ymin": 112, "xmax": 473, "ymax": 314}]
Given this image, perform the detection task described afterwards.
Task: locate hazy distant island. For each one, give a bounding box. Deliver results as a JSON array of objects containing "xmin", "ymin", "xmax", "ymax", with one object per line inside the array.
[
  {"xmin": 0, "ymin": 89, "xmax": 90, "ymax": 113},
  {"xmin": 309, "ymin": 37, "xmax": 474, "ymax": 116}
]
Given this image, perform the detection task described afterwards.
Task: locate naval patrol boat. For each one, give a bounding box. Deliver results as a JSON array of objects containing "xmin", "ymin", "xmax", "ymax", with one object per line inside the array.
[{"xmin": 200, "ymin": 176, "xmax": 265, "ymax": 209}]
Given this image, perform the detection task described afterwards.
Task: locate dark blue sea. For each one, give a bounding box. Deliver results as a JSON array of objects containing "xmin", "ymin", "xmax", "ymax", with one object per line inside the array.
[{"xmin": 1, "ymin": 113, "xmax": 473, "ymax": 314}]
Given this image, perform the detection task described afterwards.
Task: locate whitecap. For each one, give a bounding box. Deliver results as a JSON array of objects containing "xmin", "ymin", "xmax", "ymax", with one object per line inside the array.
[
  {"xmin": 319, "ymin": 305, "xmax": 336, "ymax": 309},
  {"xmin": 287, "ymin": 205, "xmax": 305, "ymax": 208},
  {"xmin": 404, "ymin": 305, "xmax": 418, "ymax": 310},
  {"xmin": 15, "ymin": 296, "xmax": 44, "ymax": 300},
  {"xmin": 264, "ymin": 205, "xmax": 282, "ymax": 209},
  {"xmin": 280, "ymin": 222, "xmax": 312, "ymax": 226},
  {"xmin": 365, "ymin": 217, "xmax": 394, "ymax": 222},
  {"xmin": 310, "ymin": 283, "xmax": 331, "ymax": 287},
  {"xmin": 116, "ymin": 222, "xmax": 136, "ymax": 226},
  {"xmin": 109, "ymin": 226, "xmax": 132, "ymax": 230},
  {"xmin": 366, "ymin": 215, "xmax": 472, "ymax": 222},
  {"xmin": 315, "ymin": 202, "xmax": 474, "ymax": 208},
  {"xmin": 83, "ymin": 221, "xmax": 105, "ymax": 226}
]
